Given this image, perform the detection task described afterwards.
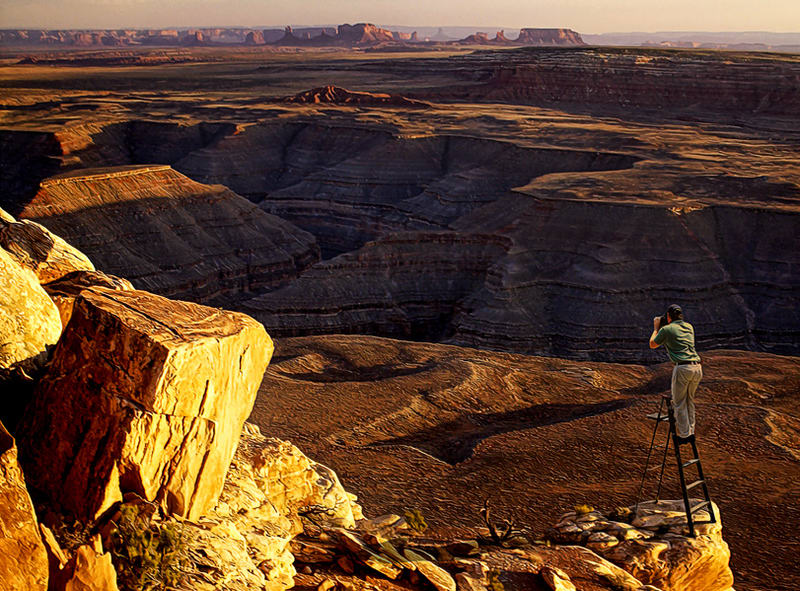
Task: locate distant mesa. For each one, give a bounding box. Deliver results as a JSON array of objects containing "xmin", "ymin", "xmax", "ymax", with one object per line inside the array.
[
  {"xmin": 274, "ymin": 23, "xmax": 397, "ymax": 47},
  {"xmin": 0, "ymin": 24, "xmax": 584, "ymax": 49},
  {"xmin": 516, "ymin": 27, "xmax": 585, "ymax": 45},
  {"xmin": 278, "ymin": 85, "xmax": 430, "ymax": 108},
  {"xmin": 458, "ymin": 27, "xmax": 584, "ymax": 46}
]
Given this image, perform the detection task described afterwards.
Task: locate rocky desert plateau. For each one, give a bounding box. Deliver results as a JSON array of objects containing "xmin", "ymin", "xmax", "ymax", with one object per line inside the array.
[{"xmin": 1, "ymin": 23, "xmax": 799, "ymax": 591}]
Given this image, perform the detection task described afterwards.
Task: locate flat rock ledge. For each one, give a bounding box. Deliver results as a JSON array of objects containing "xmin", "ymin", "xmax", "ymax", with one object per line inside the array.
[{"xmin": 548, "ymin": 500, "xmax": 734, "ymax": 591}]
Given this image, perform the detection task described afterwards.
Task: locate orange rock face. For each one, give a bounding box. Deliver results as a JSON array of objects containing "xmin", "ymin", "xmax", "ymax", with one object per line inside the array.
[
  {"xmin": 0, "ymin": 208, "xmax": 94, "ymax": 284},
  {"xmin": 0, "ymin": 421, "xmax": 49, "ymax": 591},
  {"xmin": 19, "ymin": 287, "xmax": 272, "ymax": 520}
]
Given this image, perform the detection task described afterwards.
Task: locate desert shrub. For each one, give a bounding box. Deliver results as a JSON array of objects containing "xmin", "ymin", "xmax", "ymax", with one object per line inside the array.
[
  {"xmin": 47, "ymin": 517, "xmax": 94, "ymax": 554},
  {"xmin": 403, "ymin": 508, "xmax": 428, "ymax": 533},
  {"xmin": 574, "ymin": 504, "xmax": 594, "ymax": 516},
  {"xmin": 108, "ymin": 504, "xmax": 186, "ymax": 591}
]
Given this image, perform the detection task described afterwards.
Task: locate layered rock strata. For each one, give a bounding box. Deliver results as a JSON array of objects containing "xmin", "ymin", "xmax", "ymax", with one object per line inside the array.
[
  {"xmin": 2, "ymin": 49, "xmax": 798, "ymax": 361},
  {"xmin": 449, "ymin": 198, "xmax": 800, "ymax": 361},
  {"xmin": 16, "ymin": 166, "xmax": 318, "ymax": 304},
  {"xmin": 19, "ymin": 287, "xmax": 272, "ymax": 520},
  {"xmin": 0, "ymin": 421, "xmax": 48, "ymax": 591},
  {"xmin": 426, "ymin": 47, "xmax": 800, "ymax": 116},
  {"xmin": 242, "ymin": 232, "xmax": 510, "ymax": 340}
]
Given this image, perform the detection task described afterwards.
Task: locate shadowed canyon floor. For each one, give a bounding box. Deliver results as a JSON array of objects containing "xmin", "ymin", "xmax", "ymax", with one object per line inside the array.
[
  {"xmin": 1, "ymin": 46, "xmax": 799, "ymax": 361},
  {"xmin": 252, "ymin": 335, "xmax": 800, "ymax": 591}
]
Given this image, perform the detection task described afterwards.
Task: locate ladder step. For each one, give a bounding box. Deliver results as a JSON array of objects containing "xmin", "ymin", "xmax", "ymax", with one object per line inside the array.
[
  {"xmin": 686, "ymin": 479, "xmax": 705, "ymax": 491},
  {"xmin": 683, "ymin": 459, "xmax": 700, "ymax": 468},
  {"xmin": 646, "ymin": 413, "xmax": 670, "ymax": 422},
  {"xmin": 690, "ymin": 500, "xmax": 711, "ymax": 514}
]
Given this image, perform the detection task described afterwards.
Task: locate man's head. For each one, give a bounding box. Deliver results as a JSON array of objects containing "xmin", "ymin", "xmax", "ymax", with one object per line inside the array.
[{"xmin": 666, "ymin": 304, "xmax": 683, "ymax": 323}]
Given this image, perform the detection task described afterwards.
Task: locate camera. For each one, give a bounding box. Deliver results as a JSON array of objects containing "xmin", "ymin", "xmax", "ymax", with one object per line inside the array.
[{"xmin": 658, "ymin": 313, "xmax": 669, "ymax": 329}]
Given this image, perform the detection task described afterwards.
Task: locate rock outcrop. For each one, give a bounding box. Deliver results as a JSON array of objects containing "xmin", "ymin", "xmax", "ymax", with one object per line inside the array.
[
  {"xmin": 0, "ymin": 207, "xmax": 94, "ymax": 283},
  {"xmin": 18, "ymin": 287, "xmax": 272, "ymax": 520},
  {"xmin": 336, "ymin": 23, "xmax": 395, "ymax": 46},
  {"xmin": 0, "ymin": 244, "xmax": 61, "ymax": 371},
  {"xmin": 0, "ymin": 421, "xmax": 49, "ymax": 591},
  {"xmin": 176, "ymin": 423, "xmax": 363, "ymax": 590},
  {"xmin": 279, "ymin": 85, "xmax": 429, "ymax": 108},
  {"xmin": 16, "ymin": 166, "xmax": 318, "ymax": 304},
  {"xmin": 549, "ymin": 501, "xmax": 734, "ymax": 591}
]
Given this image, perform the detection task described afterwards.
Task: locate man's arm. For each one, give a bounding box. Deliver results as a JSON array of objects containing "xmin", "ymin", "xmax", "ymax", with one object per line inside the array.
[{"xmin": 649, "ymin": 316, "xmax": 662, "ymax": 349}]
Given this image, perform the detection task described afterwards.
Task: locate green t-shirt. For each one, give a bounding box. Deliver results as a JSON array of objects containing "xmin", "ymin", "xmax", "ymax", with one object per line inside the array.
[{"xmin": 654, "ymin": 320, "xmax": 701, "ymax": 363}]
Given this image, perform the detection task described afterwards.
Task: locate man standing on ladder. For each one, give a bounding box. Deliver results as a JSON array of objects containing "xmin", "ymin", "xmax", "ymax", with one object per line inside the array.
[{"xmin": 649, "ymin": 304, "xmax": 702, "ymax": 443}]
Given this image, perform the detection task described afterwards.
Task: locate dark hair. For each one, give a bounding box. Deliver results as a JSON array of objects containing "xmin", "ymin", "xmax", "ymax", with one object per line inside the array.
[{"xmin": 667, "ymin": 304, "xmax": 683, "ymax": 320}]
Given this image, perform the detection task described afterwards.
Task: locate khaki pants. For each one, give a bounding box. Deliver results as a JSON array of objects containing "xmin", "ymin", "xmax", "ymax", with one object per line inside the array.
[{"xmin": 671, "ymin": 363, "xmax": 703, "ymax": 437}]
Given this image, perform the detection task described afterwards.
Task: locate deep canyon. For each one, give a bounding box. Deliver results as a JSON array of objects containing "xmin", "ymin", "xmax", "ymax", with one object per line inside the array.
[{"xmin": 1, "ymin": 43, "xmax": 799, "ymax": 591}]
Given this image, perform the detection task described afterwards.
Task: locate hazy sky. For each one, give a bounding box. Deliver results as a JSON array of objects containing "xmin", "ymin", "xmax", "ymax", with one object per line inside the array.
[{"xmin": 2, "ymin": 0, "xmax": 799, "ymax": 32}]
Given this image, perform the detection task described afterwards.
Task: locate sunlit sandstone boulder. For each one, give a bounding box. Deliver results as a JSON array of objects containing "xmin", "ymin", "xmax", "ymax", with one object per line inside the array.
[
  {"xmin": 19, "ymin": 287, "xmax": 272, "ymax": 521},
  {"xmin": 0, "ymin": 245, "xmax": 61, "ymax": 371},
  {"xmin": 550, "ymin": 500, "xmax": 733, "ymax": 591},
  {"xmin": 0, "ymin": 421, "xmax": 49, "ymax": 591},
  {"xmin": 0, "ymin": 206, "xmax": 94, "ymax": 284},
  {"xmin": 43, "ymin": 270, "xmax": 134, "ymax": 328}
]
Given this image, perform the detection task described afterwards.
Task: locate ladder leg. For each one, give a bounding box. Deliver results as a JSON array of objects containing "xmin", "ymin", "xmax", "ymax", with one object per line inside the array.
[
  {"xmin": 656, "ymin": 397, "xmax": 674, "ymax": 501},
  {"xmin": 655, "ymin": 418, "xmax": 672, "ymax": 501},
  {"xmin": 674, "ymin": 434, "xmax": 696, "ymax": 537},
  {"xmin": 635, "ymin": 397, "xmax": 665, "ymax": 516},
  {"xmin": 690, "ymin": 438, "xmax": 716, "ymax": 524}
]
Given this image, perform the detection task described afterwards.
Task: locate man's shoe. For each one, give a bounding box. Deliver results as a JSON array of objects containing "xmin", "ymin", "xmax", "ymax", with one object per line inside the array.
[{"xmin": 674, "ymin": 433, "xmax": 695, "ymax": 444}]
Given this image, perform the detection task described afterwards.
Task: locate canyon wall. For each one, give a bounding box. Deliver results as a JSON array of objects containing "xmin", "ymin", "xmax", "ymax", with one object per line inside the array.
[
  {"xmin": 1, "ymin": 48, "xmax": 798, "ymax": 362},
  {"xmin": 15, "ymin": 166, "xmax": 318, "ymax": 304}
]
